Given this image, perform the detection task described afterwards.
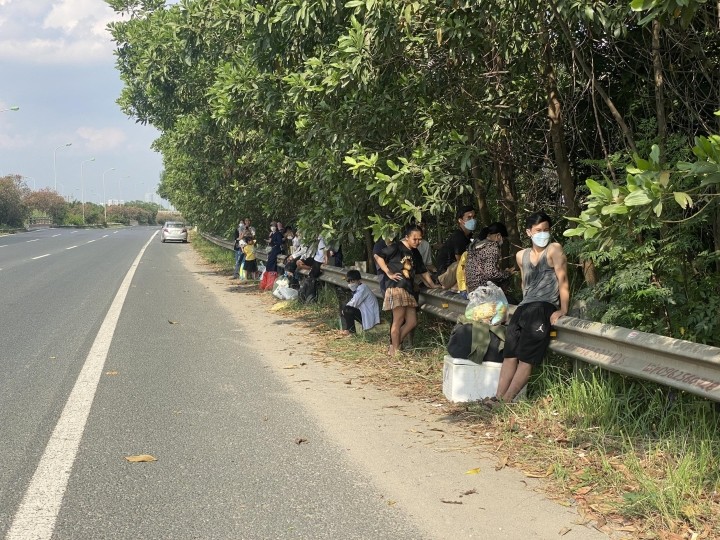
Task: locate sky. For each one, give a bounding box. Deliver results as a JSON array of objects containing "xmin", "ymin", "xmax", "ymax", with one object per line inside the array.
[{"xmin": 0, "ymin": 0, "xmax": 178, "ymax": 206}]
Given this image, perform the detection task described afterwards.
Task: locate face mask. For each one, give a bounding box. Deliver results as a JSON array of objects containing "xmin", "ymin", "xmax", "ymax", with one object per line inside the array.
[
  {"xmin": 348, "ymin": 283, "xmax": 359, "ymax": 292},
  {"xmin": 532, "ymin": 231, "xmax": 551, "ymax": 248},
  {"xmin": 464, "ymin": 218, "xmax": 477, "ymax": 231},
  {"xmin": 497, "ymin": 238, "xmax": 504, "ymax": 246}
]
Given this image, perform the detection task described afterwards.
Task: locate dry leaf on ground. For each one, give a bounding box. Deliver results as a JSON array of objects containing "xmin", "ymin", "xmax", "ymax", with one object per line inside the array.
[
  {"xmin": 465, "ymin": 467, "xmax": 481, "ymax": 475},
  {"xmin": 125, "ymin": 454, "xmax": 157, "ymax": 463}
]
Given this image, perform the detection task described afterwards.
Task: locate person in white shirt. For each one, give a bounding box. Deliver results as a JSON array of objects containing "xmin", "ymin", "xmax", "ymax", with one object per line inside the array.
[
  {"xmin": 297, "ymin": 235, "xmax": 327, "ymax": 278},
  {"xmin": 339, "ymin": 269, "xmax": 380, "ymax": 335}
]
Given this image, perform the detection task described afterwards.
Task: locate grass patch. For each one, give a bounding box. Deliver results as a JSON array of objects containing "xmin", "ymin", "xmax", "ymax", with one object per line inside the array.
[
  {"xmin": 192, "ymin": 232, "xmax": 235, "ymax": 272},
  {"xmin": 191, "ymin": 237, "xmax": 720, "ymax": 539}
]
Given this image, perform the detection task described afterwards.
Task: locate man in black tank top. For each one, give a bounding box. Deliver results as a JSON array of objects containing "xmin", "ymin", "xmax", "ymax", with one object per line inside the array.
[{"xmin": 491, "ymin": 212, "xmax": 569, "ymax": 405}]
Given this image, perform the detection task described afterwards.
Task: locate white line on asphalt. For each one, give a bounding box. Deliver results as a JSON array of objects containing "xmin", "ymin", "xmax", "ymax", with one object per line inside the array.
[
  {"xmin": 86, "ymin": 240, "xmax": 96, "ymax": 244},
  {"xmin": 66, "ymin": 246, "xmax": 78, "ymax": 250},
  {"xmin": 27, "ymin": 239, "xmax": 39, "ymax": 243},
  {"xmin": 52, "ymin": 234, "xmax": 61, "ymax": 238},
  {"xmin": 102, "ymin": 235, "xmax": 109, "ymax": 238},
  {"xmin": 6, "ymin": 231, "xmax": 159, "ymax": 540},
  {"xmin": 32, "ymin": 254, "xmax": 50, "ymax": 260}
]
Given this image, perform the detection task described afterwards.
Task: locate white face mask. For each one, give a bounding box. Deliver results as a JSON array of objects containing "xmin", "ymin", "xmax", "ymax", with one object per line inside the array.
[
  {"xmin": 531, "ymin": 231, "xmax": 551, "ymax": 248},
  {"xmin": 348, "ymin": 283, "xmax": 359, "ymax": 292}
]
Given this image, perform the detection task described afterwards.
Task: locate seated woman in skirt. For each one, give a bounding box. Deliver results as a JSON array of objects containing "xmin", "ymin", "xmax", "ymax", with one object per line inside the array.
[{"xmin": 373, "ymin": 223, "xmax": 440, "ymax": 356}]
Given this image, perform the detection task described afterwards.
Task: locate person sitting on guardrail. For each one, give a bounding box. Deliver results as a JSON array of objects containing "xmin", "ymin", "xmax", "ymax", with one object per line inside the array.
[
  {"xmin": 373, "ymin": 232, "xmax": 396, "ymax": 297},
  {"xmin": 436, "ymin": 206, "xmax": 476, "ymax": 290},
  {"xmin": 374, "ymin": 223, "xmax": 441, "ymax": 356},
  {"xmin": 490, "ymin": 211, "xmax": 569, "ymax": 407},
  {"xmin": 465, "ymin": 222, "xmax": 517, "ymax": 296},
  {"xmin": 284, "ymin": 230, "xmax": 308, "ymax": 286},
  {"xmin": 338, "ymin": 269, "xmax": 380, "ymax": 336},
  {"xmin": 266, "ymin": 221, "xmax": 285, "ymax": 272},
  {"xmin": 297, "ymin": 235, "xmax": 327, "ymax": 279}
]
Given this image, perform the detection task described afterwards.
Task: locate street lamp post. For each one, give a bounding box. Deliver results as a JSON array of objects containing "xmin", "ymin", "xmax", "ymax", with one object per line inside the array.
[
  {"xmin": 102, "ymin": 168, "xmax": 115, "ymax": 223},
  {"xmin": 80, "ymin": 158, "xmax": 95, "ymax": 224},
  {"xmin": 53, "ymin": 143, "xmax": 72, "ymax": 192}
]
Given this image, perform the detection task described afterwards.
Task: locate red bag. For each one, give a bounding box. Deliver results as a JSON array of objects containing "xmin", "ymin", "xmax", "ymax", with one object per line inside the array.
[{"xmin": 260, "ymin": 271, "xmax": 278, "ymax": 291}]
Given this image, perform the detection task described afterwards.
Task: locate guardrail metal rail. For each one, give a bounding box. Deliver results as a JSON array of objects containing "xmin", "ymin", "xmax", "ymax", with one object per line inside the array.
[{"xmin": 201, "ymin": 232, "xmax": 720, "ymax": 402}]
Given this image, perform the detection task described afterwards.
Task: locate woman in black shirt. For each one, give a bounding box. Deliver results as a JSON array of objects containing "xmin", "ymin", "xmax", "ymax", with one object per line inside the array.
[{"xmin": 374, "ymin": 224, "xmax": 439, "ymax": 356}]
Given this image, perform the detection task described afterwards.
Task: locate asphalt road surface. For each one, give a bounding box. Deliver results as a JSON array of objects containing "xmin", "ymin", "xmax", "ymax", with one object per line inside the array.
[{"xmin": 0, "ymin": 226, "xmax": 610, "ymax": 540}]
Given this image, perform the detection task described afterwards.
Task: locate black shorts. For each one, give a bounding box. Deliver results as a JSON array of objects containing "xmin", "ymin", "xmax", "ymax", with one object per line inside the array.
[
  {"xmin": 503, "ymin": 302, "xmax": 556, "ymax": 366},
  {"xmin": 243, "ymin": 259, "xmax": 258, "ymax": 273}
]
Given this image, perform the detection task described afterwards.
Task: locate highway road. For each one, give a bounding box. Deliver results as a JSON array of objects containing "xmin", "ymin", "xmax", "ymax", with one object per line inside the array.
[{"xmin": 0, "ymin": 227, "xmax": 427, "ymax": 540}]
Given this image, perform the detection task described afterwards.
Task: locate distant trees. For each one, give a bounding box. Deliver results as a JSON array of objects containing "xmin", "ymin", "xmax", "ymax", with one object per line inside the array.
[
  {"xmin": 0, "ymin": 176, "xmax": 163, "ymax": 228},
  {"xmin": 0, "ymin": 175, "xmax": 29, "ymax": 227},
  {"xmin": 24, "ymin": 189, "xmax": 68, "ymax": 224}
]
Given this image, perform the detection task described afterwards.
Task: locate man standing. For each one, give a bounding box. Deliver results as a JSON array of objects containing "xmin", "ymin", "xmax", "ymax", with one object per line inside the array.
[
  {"xmin": 436, "ymin": 206, "xmax": 476, "ymax": 289},
  {"xmin": 493, "ymin": 211, "xmax": 569, "ymax": 404}
]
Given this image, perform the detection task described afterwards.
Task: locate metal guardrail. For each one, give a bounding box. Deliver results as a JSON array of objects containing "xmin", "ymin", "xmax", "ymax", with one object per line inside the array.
[{"xmin": 201, "ymin": 232, "xmax": 720, "ymax": 402}]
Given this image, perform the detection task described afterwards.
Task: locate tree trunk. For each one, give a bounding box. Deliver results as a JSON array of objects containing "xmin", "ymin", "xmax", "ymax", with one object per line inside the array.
[
  {"xmin": 544, "ymin": 35, "xmax": 579, "ymax": 218},
  {"xmin": 495, "ymin": 152, "xmax": 521, "ymax": 252},
  {"xmin": 470, "ymin": 156, "xmax": 492, "ymax": 226},
  {"xmin": 652, "ymin": 19, "xmax": 667, "ymax": 165},
  {"xmin": 365, "ymin": 227, "xmax": 376, "ymax": 274},
  {"xmin": 543, "ymin": 25, "xmax": 597, "ymax": 285},
  {"xmin": 549, "ymin": 0, "xmax": 637, "ymax": 153}
]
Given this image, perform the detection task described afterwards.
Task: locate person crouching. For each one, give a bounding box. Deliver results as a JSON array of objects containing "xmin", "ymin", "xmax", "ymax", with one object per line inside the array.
[{"xmin": 339, "ymin": 269, "xmax": 380, "ymax": 336}]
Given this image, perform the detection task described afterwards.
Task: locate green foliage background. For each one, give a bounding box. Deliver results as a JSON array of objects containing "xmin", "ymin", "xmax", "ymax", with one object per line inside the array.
[{"xmin": 103, "ymin": 0, "xmax": 720, "ymax": 344}]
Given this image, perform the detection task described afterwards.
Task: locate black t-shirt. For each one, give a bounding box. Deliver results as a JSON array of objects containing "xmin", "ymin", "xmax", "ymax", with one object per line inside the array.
[
  {"xmin": 378, "ymin": 242, "xmax": 427, "ymax": 296},
  {"xmin": 373, "ymin": 239, "xmax": 388, "ymax": 276},
  {"xmin": 437, "ymin": 229, "xmax": 471, "ymax": 273}
]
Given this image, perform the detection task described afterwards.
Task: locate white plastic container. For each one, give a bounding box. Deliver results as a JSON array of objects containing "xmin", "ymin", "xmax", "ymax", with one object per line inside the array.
[{"xmin": 442, "ymin": 355, "xmax": 525, "ymax": 403}]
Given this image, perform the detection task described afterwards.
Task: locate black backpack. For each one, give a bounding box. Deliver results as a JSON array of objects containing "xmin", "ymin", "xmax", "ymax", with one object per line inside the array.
[{"xmin": 298, "ymin": 277, "xmax": 319, "ymax": 303}]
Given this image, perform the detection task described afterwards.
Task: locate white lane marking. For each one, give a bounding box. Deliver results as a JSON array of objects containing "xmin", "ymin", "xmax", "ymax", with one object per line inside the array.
[
  {"xmin": 0, "ymin": 245, "xmax": 7, "ymax": 248},
  {"xmin": 52, "ymin": 234, "xmax": 61, "ymax": 238},
  {"xmin": 32, "ymin": 254, "xmax": 50, "ymax": 260},
  {"xmin": 86, "ymin": 240, "xmax": 96, "ymax": 244},
  {"xmin": 27, "ymin": 239, "xmax": 39, "ymax": 243},
  {"xmin": 102, "ymin": 235, "xmax": 109, "ymax": 238},
  {"xmin": 66, "ymin": 246, "xmax": 78, "ymax": 250},
  {"xmin": 7, "ymin": 231, "xmax": 159, "ymax": 540}
]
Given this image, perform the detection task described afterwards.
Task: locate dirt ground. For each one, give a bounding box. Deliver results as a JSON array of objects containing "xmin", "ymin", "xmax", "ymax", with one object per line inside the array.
[{"xmin": 180, "ymin": 249, "xmax": 614, "ymax": 540}]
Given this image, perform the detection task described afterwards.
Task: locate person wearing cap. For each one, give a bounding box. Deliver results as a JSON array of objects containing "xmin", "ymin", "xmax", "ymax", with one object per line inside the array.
[{"xmin": 339, "ymin": 269, "xmax": 380, "ymax": 336}]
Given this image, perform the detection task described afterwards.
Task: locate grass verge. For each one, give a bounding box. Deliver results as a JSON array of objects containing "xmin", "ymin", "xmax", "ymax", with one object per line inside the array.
[{"xmin": 193, "ymin": 234, "xmax": 720, "ymax": 539}]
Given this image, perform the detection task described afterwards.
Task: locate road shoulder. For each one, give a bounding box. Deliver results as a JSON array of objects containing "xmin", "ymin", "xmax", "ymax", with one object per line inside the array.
[{"xmin": 180, "ymin": 249, "xmax": 611, "ymax": 540}]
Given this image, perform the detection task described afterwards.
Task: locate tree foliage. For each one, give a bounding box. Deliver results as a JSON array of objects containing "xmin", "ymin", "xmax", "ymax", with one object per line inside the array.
[
  {"xmin": 105, "ymin": 0, "xmax": 720, "ymax": 344},
  {"xmin": 0, "ymin": 175, "xmax": 30, "ymax": 227}
]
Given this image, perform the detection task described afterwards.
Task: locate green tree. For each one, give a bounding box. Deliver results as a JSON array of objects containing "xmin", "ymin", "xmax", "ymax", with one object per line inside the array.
[{"xmin": 0, "ymin": 175, "xmax": 30, "ymax": 227}]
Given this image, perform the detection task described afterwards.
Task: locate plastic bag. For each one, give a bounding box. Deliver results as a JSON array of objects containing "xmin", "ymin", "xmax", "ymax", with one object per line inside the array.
[
  {"xmin": 273, "ymin": 287, "xmax": 299, "ymax": 300},
  {"xmin": 272, "ymin": 275, "xmax": 290, "ymax": 293},
  {"xmin": 260, "ymin": 270, "xmax": 278, "ymax": 291},
  {"xmin": 465, "ymin": 281, "xmax": 508, "ymax": 325}
]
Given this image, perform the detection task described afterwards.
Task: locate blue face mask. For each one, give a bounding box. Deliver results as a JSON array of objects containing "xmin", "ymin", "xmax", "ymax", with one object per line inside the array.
[
  {"xmin": 464, "ymin": 218, "xmax": 477, "ymax": 231},
  {"xmin": 532, "ymin": 231, "xmax": 551, "ymax": 248}
]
